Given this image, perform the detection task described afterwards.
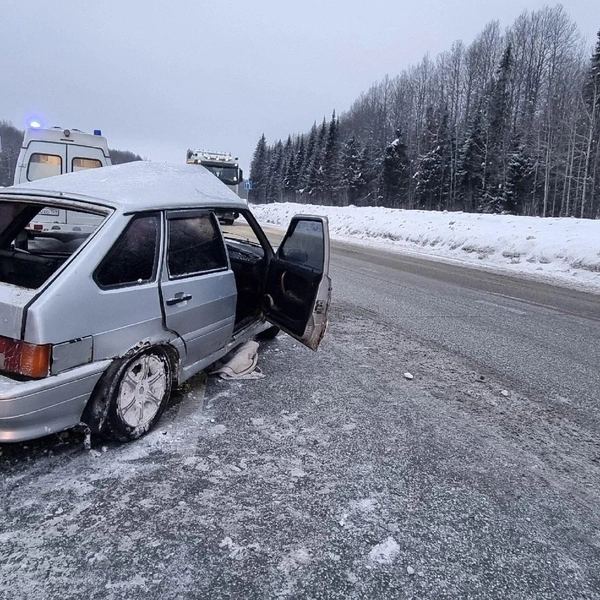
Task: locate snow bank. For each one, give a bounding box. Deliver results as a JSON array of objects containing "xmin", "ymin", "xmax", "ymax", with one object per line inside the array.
[{"xmin": 252, "ymin": 202, "xmax": 600, "ymax": 292}]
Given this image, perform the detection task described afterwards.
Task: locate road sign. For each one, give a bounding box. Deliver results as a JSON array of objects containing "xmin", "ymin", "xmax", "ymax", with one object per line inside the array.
[{"xmin": 244, "ymin": 180, "xmax": 253, "ymax": 190}]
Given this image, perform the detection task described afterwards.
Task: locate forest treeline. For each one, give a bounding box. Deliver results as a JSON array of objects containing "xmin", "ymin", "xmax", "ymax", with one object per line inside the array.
[
  {"xmin": 249, "ymin": 6, "xmax": 600, "ymax": 218},
  {"xmin": 0, "ymin": 121, "xmax": 142, "ymax": 186}
]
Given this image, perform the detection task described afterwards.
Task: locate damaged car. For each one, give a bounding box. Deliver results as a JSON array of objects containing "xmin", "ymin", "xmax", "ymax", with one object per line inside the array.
[{"xmin": 0, "ymin": 161, "xmax": 331, "ymax": 442}]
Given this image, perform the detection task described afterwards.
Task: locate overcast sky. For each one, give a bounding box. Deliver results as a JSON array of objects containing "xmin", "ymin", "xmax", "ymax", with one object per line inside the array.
[{"xmin": 1, "ymin": 1, "xmax": 598, "ymax": 172}]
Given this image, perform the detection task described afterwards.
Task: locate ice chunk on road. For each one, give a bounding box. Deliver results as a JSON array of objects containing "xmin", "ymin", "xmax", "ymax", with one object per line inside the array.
[{"xmin": 368, "ymin": 537, "xmax": 400, "ymax": 564}]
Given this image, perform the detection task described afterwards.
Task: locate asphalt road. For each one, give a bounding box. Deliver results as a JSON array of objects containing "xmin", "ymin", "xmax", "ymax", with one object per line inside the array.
[
  {"xmin": 1, "ymin": 236, "xmax": 599, "ymax": 599},
  {"xmin": 330, "ymin": 238, "xmax": 600, "ymax": 412}
]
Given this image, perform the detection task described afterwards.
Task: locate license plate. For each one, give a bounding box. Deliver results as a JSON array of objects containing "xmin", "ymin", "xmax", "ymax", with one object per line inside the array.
[{"xmin": 39, "ymin": 207, "xmax": 60, "ymax": 216}]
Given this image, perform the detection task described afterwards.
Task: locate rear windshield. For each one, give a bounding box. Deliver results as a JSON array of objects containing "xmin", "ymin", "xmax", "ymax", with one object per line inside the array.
[{"xmin": 0, "ymin": 200, "xmax": 107, "ymax": 289}]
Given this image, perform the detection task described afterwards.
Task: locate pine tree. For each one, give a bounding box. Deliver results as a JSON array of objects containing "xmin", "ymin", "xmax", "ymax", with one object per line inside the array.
[
  {"xmin": 283, "ymin": 140, "xmax": 300, "ymax": 203},
  {"xmin": 282, "ymin": 136, "xmax": 296, "ymax": 202},
  {"xmin": 360, "ymin": 139, "xmax": 383, "ymax": 206},
  {"xmin": 414, "ymin": 107, "xmax": 452, "ymax": 210},
  {"xmin": 323, "ymin": 111, "xmax": 341, "ymax": 205},
  {"xmin": 249, "ymin": 134, "xmax": 268, "ymax": 204},
  {"xmin": 414, "ymin": 151, "xmax": 438, "ymax": 209},
  {"xmin": 580, "ymin": 30, "xmax": 600, "ymax": 217},
  {"xmin": 457, "ymin": 105, "xmax": 486, "ymax": 211},
  {"xmin": 482, "ymin": 44, "xmax": 513, "ymax": 213},
  {"xmin": 293, "ymin": 136, "xmax": 306, "ymax": 200},
  {"xmin": 299, "ymin": 123, "xmax": 318, "ymax": 199},
  {"xmin": 382, "ymin": 127, "xmax": 409, "ymax": 208},
  {"xmin": 306, "ymin": 118, "xmax": 328, "ymax": 200},
  {"xmin": 505, "ymin": 141, "xmax": 534, "ymax": 214},
  {"xmin": 340, "ymin": 134, "xmax": 365, "ymax": 206},
  {"xmin": 267, "ymin": 140, "xmax": 285, "ymax": 203}
]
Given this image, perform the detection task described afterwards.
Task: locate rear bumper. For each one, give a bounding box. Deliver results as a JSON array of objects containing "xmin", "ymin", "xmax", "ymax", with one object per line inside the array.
[{"xmin": 0, "ymin": 360, "xmax": 110, "ymax": 443}]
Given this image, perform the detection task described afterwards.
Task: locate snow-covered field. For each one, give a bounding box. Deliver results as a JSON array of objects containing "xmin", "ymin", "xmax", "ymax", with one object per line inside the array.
[{"xmin": 252, "ymin": 203, "xmax": 600, "ymax": 293}]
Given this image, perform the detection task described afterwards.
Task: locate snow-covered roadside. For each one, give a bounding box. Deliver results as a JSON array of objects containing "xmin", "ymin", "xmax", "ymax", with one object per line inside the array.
[{"xmin": 252, "ymin": 202, "xmax": 600, "ymax": 293}]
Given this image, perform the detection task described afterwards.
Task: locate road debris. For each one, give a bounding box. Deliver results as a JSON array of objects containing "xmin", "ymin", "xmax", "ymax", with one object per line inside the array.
[{"xmin": 368, "ymin": 537, "xmax": 400, "ymax": 564}]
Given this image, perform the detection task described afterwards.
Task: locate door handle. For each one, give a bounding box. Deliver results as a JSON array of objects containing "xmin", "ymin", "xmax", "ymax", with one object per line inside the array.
[{"xmin": 166, "ymin": 293, "xmax": 193, "ymax": 306}]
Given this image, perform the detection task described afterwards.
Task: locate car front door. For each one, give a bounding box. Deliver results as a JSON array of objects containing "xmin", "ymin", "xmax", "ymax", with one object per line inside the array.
[
  {"xmin": 160, "ymin": 210, "xmax": 237, "ymax": 368},
  {"xmin": 264, "ymin": 216, "xmax": 331, "ymax": 350}
]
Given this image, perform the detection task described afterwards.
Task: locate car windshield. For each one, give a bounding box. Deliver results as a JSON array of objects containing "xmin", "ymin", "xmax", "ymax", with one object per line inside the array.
[{"xmin": 0, "ymin": 200, "xmax": 107, "ymax": 289}]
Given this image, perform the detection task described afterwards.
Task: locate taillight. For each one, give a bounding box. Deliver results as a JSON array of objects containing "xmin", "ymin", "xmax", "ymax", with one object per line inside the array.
[{"xmin": 0, "ymin": 336, "xmax": 51, "ymax": 378}]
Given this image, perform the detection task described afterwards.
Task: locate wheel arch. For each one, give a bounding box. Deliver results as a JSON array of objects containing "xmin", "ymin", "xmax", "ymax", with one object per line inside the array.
[{"xmin": 81, "ymin": 341, "xmax": 180, "ymax": 434}]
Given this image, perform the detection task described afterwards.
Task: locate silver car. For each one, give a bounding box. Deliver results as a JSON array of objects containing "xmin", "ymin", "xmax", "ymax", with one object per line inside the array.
[{"xmin": 0, "ymin": 161, "xmax": 331, "ymax": 443}]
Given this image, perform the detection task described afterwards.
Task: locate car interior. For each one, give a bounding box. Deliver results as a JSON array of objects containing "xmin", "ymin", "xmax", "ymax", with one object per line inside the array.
[
  {"xmin": 215, "ymin": 209, "xmax": 269, "ymax": 331},
  {"xmin": 216, "ymin": 209, "xmax": 324, "ymax": 337},
  {"xmin": 0, "ymin": 202, "xmax": 93, "ymax": 289}
]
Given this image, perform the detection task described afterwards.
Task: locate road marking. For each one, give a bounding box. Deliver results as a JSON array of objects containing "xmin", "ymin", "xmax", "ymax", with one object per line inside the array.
[
  {"xmin": 476, "ymin": 299, "xmax": 527, "ymax": 315},
  {"xmin": 486, "ymin": 290, "xmax": 574, "ymax": 315}
]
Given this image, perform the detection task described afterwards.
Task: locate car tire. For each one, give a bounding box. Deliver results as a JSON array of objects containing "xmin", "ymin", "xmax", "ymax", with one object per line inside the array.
[
  {"xmin": 256, "ymin": 325, "xmax": 280, "ymax": 341},
  {"xmin": 101, "ymin": 348, "xmax": 173, "ymax": 442}
]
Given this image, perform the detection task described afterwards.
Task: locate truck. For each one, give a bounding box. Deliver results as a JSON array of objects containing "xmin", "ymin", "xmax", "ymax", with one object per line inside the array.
[
  {"xmin": 14, "ymin": 124, "xmax": 111, "ymax": 240},
  {"xmin": 186, "ymin": 149, "xmax": 243, "ymax": 224}
]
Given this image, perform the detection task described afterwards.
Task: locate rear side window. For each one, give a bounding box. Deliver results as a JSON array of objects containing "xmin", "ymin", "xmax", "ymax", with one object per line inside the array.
[
  {"xmin": 167, "ymin": 213, "xmax": 227, "ymax": 278},
  {"xmin": 95, "ymin": 214, "xmax": 159, "ymax": 288},
  {"xmin": 27, "ymin": 154, "xmax": 62, "ymax": 181},
  {"xmin": 72, "ymin": 157, "xmax": 102, "ymax": 172}
]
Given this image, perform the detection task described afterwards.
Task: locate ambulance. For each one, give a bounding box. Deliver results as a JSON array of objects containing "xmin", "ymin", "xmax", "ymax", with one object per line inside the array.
[{"xmin": 13, "ymin": 124, "xmax": 111, "ymax": 240}]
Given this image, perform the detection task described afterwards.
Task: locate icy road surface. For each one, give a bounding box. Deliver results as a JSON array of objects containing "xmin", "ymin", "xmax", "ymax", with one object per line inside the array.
[{"xmin": 2, "ymin": 235, "xmax": 600, "ymax": 598}]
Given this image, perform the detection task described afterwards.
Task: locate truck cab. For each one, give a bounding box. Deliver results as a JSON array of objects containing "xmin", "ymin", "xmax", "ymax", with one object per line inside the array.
[{"xmin": 186, "ymin": 150, "xmax": 244, "ymax": 224}]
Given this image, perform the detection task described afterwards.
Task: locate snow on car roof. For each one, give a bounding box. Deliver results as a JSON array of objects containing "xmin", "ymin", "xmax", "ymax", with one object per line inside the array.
[{"xmin": 5, "ymin": 161, "xmax": 248, "ymax": 212}]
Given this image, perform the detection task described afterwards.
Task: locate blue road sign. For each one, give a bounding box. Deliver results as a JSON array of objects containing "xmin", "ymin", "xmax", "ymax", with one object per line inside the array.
[{"xmin": 244, "ymin": 180, "xmax": 253, "ymax": 190}]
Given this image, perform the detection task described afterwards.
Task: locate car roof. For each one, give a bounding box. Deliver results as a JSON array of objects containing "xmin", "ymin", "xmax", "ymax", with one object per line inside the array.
[{"xmin": 4, "ymin": 161, "xmax": 248, "ymax": 212}]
